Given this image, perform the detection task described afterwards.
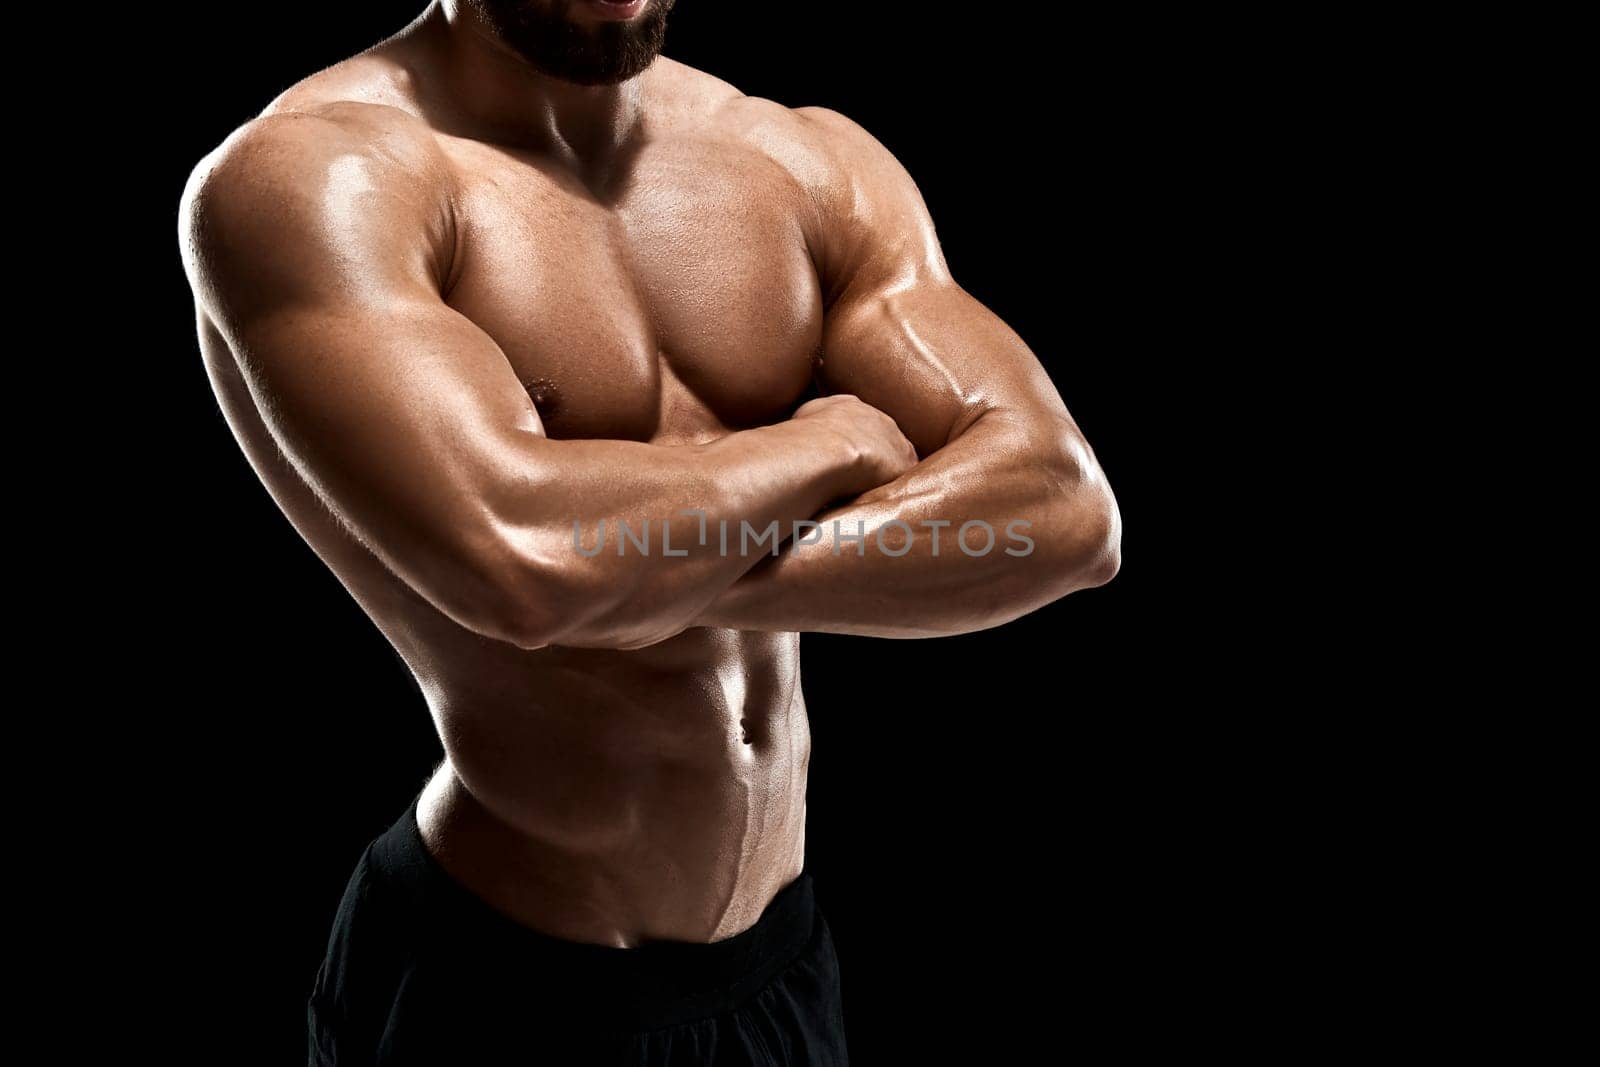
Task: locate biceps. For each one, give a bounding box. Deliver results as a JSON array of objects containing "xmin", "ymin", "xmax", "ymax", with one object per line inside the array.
[
  {"xmin": 819, "ymin": 279, "xmax": 1067, "ymax": 456},
  {"xmin": 224, "ymin": 297, "xmax": 540, "ymax": 587}
]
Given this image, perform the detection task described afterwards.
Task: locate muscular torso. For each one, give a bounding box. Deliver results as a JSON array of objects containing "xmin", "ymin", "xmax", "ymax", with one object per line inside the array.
[{"xmin": 199, "ymin": 48, "xmax": 830, "ymax": 945}]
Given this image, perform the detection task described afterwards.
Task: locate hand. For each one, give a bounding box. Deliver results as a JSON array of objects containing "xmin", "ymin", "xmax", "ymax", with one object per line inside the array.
[{"xmin": 793, "ymin": 394, "xmax": 919, "ymax": 491}]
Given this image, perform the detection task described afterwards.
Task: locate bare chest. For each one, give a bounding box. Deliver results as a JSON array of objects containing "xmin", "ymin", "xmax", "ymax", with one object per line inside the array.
[{"xmin": 440, "ymin": 137, "xmax": 824, "ymax": 444}]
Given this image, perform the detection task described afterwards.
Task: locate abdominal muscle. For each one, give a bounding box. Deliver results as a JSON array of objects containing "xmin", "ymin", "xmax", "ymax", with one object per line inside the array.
[{"xmin": 410, "ymin": 625, "xmax": 813, "ymax": 948}]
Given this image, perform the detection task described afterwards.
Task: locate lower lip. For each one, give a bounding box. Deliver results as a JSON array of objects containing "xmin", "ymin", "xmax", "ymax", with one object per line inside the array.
[{"xmin": 584, "ymin": 0, "xmax": 647, "ymax": 19}]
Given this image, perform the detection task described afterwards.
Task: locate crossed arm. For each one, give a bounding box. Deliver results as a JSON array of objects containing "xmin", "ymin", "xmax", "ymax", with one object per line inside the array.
[
  {"xmin": 179, "ymin": 105, "xmax": 1118, "ymax": 652},
  {"xmin": 701, "ymin": 109, "xmax": 1121, "ymax": 637}
]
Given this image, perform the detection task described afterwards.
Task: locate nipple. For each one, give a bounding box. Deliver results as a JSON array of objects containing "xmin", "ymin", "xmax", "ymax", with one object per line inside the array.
[{"xmin": 523, "ymin": 376, "xmax": 561, "ymax": 414}]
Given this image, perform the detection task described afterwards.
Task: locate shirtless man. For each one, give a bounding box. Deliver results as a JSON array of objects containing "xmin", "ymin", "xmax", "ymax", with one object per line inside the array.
[{"xmin": 179, "ymin": 1, "xmax": 1120, "ymax": 1062}]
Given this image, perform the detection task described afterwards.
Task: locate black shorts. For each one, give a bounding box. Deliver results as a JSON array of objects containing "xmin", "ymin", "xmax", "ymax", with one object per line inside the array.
[{"xmin": 306, "ymin": 794, "xmax": 849, "ymax": 1065}]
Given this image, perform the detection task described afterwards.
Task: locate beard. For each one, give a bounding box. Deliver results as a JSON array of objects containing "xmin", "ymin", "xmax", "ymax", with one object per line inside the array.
[{"xmin": 471, "ymin": 0, "xmax": 677, "ymax": 86}]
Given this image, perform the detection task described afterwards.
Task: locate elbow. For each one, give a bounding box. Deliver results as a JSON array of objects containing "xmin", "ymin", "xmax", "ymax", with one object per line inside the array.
[
  {"xmin": 457, "ymin": 534, "xmax": 681, "ymax": 651},
  {"xmin": 477, "ymin": 599, "xmax": 563, "ymax": 652},
  {"xmin": 1043, "ymin": 485, "xmax": 1119, "ymax": 595},
  {"xmin": 463, "ymin": 576, "xmax": 566, "ymax": 652},
  {"xmin": 439, "ymin": 517, "xmax": 707, "ymax": 651},
  {"xmin": 443, "ymin": 532, "xmax": 599, "ymax": 652},
  {"xmin": 1038, "ymin": 435, "xmax": 1122, "ymax": 594},
  {"xmin": 1076, "ymin": 496, "xmax": 1122, "ymax": 589}
]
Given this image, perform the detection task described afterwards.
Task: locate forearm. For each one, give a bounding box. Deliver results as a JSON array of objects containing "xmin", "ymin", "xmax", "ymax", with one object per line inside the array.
[
  {"xmin": 486, "ymin": 418, "xmax": 866, "ymax": 649},
  {"xmin": 697, "ymin": 412, "xmax": 1121, "ymax": 638}
]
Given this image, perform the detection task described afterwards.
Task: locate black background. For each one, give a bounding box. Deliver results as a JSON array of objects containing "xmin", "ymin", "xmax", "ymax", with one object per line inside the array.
[{"xmin": 128, "ymin": 2, "xmax": 1248, "ymax": 1061}]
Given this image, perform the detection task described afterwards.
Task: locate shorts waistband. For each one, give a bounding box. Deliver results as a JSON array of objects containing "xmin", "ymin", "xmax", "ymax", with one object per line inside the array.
[{"xmin": 364, "ymin": 791, "xmax": 818, "ymax": 1030}]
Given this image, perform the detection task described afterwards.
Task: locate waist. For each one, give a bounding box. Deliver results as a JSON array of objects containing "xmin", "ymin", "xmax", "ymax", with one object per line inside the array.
[
  {"xmin": 412, "ymin": 763, "xmax": 806, "ymax": 941},
  {"xmin": 366, "ymin": 777, "xmax": 817, "ymax": 1028}
]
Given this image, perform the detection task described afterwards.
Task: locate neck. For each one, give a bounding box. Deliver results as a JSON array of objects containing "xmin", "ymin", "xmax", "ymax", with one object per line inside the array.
[{"xmin": 417, "ymin": 1, "xmax": 650, "ymax": 177}]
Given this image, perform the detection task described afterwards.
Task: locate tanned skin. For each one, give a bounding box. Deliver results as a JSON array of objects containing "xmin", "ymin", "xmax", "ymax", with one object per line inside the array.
[{"xmin": 179, "ymin": 1, "xmax": 1121, "ymax": 948}]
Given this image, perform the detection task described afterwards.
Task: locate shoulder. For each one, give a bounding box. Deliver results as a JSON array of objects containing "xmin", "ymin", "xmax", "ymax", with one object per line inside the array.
[
  {"xmin": 707, "ymin": 90, "xmax": 924, "ymax": 229},
  {"xmin": 788, "ymin": 104, "xmax": 894, "ymax": 158},
  {"xmin": 648, "ymin": 58, "xmax": 892, "ymax": 176},
  {"xmin": 648, "ymin": 66, "xmax": 942, "ymax": 290},
  {"xmin": 180, "ymin": 96, "xmax": 446, "ymax": 237},
  {"xmin": 186, "ymin": 41, "xmax": 446, "ymax": 210},
  {"xmin": 784, "ymin": 106, "xmax": 926, "ymax": 212},
  {"xmin": 712, "ymin": 97, "xmax": 938, "ymax": 284},
  {"xmin": 178, "ymin": 98, "xmax": 454, "ymax": 310},
  {"xmin": 179, "ymin": 40, "xmax": 453, "ymax": 258},
  {"xmin": 720, "ymin": 98, "xmax": 940, "ymax": 295}
]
